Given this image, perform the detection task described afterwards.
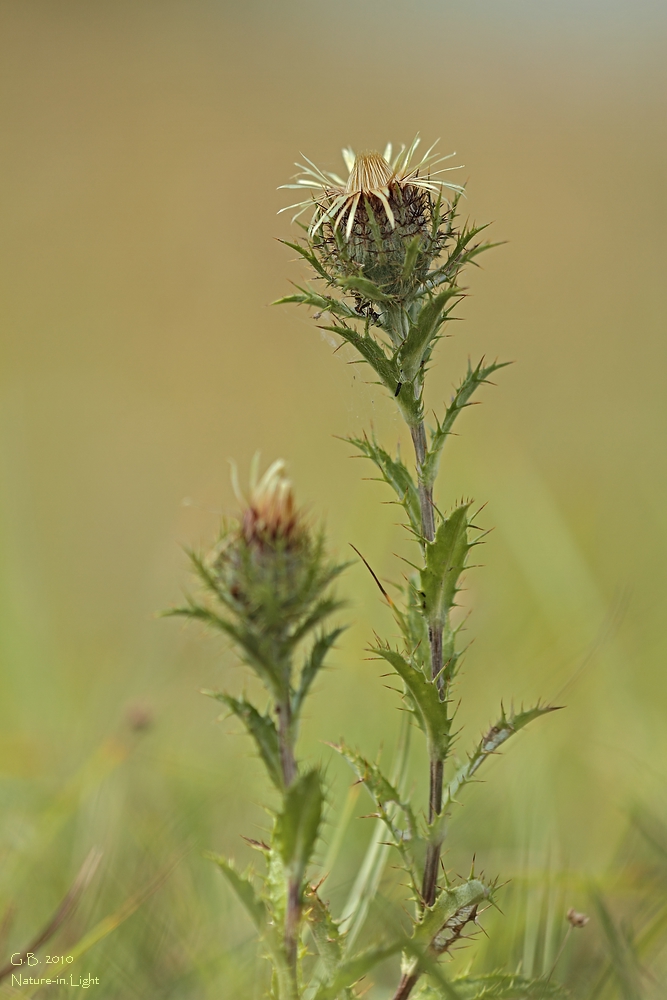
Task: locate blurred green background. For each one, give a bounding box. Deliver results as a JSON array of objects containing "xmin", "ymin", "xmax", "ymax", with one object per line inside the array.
[{"xmin": 1, "ymin": 0, "xmax": 667, "ymax": 995}]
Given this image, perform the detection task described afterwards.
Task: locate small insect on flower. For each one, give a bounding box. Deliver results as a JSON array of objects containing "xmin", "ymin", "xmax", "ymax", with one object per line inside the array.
[{"xmin": 279, "ymin": 136, "xmax": 464, "ymax": 239}]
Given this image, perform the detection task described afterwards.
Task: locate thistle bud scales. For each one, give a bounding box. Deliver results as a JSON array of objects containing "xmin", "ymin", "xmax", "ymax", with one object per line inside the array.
[
  {"xmin": 323, "ymin": 183, "xmax": 434, "ymax": 294},
  {"xmin": 281, "ymin": 140, "xmax": 463, "ymax": 304},
  {"xmin": 203, "ymin": 461, "xmax": 339, "ymax": 644}
]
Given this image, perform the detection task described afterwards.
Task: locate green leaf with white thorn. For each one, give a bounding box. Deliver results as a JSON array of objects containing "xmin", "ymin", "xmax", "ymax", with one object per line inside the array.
[
  {"xmin": 274, "ymin": 285, "xmax": 360, "ymax": 321},
  {"xmin": 294, "ymin": 627, "xmax": 346, "ymax": 718},
  {"xmin": 207, "ymin": 855, "xmax": 267, "ymax": 932},
  {"xmin": 420, "ymin": 504, "xmax": 472, "ymax": 628},
  {"xmin": 203, "ymin": 692, "xmax": 283, "ymax": 791},
  {"xmin": 397, "ymin": 287, "xmax": 461, "ymax": 384},
  {"xmin": 346, "ymin": 433, "xmax": 421, "ymax": 537},
  {"xmin": 446, "ymin": 703, "xmax": 561, "ymax": 805},
  {"xmin": 373, "ymin": 646, "xmax": 451, "ymax": 762},
  {"xmin": 332, "ymin": 742, "xmax": 418, "ymax": 839},
  {"xmin": 318, "ymin": 322, "xmax": 401, "ymax": 396},
  {"xmin": 402, "ymin": 235, "xmax": 424, "ymax": 282},
  {"xmin": 275, "ymin": 769, "xmax": 324, "ymax": 885},
  {"xmin": 402, "ymin": 879, "xmax": 488, "ymax": 979},
  {"xmin": 310, "ymin": 943, "xmax": 402, "ymax": 1000},
  {"xmin": 422, "ymin": 359, "xmax": 511, "ymax": 489},
  {"xmin": 340, "ymin": 275, "xmax": 393, "ymax": 301},
  {"xmin": 416, "ymin": 973, "xmax": 569, "ymax": 999},
  {"xmin": 304, "ymin": 886, "xmax": 346, "ymax": 986}
]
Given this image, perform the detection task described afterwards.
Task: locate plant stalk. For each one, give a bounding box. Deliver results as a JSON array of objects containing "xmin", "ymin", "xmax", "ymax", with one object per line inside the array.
[
  {"xmin": 409, "ymin": 419, "xmax": 445, "ymax": 905},
  {"xmin": 390, "ymin": 417, "xmax": 445, "ymax": 1000},
  {"xmin": 392, "ymin": 971, "xmax": 420, "ymax": 1000},
  {"xmin": 277, "ymin": 696, "xmax": 297, "ymax": 787},
  {"xmin": 277, "ymin": 694, "xmax": 299, "ymax": 989}
]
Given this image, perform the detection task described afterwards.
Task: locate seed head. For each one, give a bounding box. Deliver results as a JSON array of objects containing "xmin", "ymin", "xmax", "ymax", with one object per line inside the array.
[
  {"xmin": 173, "ymin": 459, "xmax": 344, "ymax": 703},
  {"xmin": 567, "ymin": 908, "xmax": 589, "ymax": 928},
  {"xmin": 207, "ymin": 460, "xmax": 329, "ymax": 633},
  {"xmin": 281, "ymin": 137, "xmax": 464, "ymax": 297},
  {"xmin": 241, "ymin": 459, "xmax": 304, "ymax": 549},
  {"xmin": 281, "ymin": 137, "xmax": 463, "ymax": 239}
]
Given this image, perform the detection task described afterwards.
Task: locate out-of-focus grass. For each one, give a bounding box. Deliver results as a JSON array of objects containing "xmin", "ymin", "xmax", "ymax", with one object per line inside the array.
[{"xmin": 0, "ymin": 0, "xmax": 666, "ymax": 995}]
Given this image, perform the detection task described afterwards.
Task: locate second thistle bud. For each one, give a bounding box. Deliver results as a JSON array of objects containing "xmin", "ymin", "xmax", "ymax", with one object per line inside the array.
[{"xmin": 208, "ymin": 461, "xmax": 329, "ymax": 635}]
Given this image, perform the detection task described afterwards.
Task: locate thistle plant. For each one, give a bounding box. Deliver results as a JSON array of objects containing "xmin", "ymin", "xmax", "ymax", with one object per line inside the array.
[
  {"xmin": 170, "ymin": 139, "xmax": 564, "ymax": 1000},
  {"xmin": 277, "ymin": 138, "xmax": 560, "ymax": 999},
  {"xmin": 168, "ymin": 459, "xmax": 349, "ymax": 998}
]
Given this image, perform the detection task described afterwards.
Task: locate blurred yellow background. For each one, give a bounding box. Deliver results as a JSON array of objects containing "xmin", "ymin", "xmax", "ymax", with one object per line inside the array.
[{"xmin": 1, "ymin": 0, "xmax": 666, "ymax": 994}]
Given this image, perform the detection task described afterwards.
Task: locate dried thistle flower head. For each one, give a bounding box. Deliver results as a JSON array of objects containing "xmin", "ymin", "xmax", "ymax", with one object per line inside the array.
[
  {"xmin": 240, "ymin": 459, "xmax": 303, "ymax": 549},
  {"xmin": 205, "ymin": 458, "xmax": 336, "ymax": 634},
  {"xmin": 280, "ymin": 136, "xmax": 466, "ymax": 302},
  {"xmin": 170, "ymin": 457, "xmax": 344, "ymax": 715},
  {"xmin": 281, "ymin": 136, "xmax": 463, "ymax": 238},
  {"xmin": 567, "ymin": 908, "xmax": 590, "ymax": 928}
]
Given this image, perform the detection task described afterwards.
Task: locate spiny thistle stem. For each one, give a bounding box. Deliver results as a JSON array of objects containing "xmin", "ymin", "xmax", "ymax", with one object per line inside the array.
[
  {"xmin": 285, "ymin": 879, "xmax": 301, "ymax": 984},
  {"xmin": 277, "ymin": 698, "xmax": 297, "ymax": 788},
  {"xmin": 277, "ymin": 695, "xmax": 299, "ymax": 982},
  {"xmin": 392, "ymin": 970, "xmax": 420, "ymax": 1000},
  {"xmin": 409, "ymin": 421, "xmax": 435, "ymax": 542},
  {"xmin": 411, "ymin": 411, "xmax": 446, "ymax": 913}
]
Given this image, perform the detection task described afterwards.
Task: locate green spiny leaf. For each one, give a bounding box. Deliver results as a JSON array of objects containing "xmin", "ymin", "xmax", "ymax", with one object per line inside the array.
[
  {"xmin": 274, "ymin": 285, "xmax": 359, "ymax": 321},
  {"xmin": 275, "ymin": 769, "xmax": 324, "ymax": 884},
  {"xmin": 346, "ymin": 433, "xmax": 421, "ymax": 536},
  {"xmin": 417, "ymin": 972, "xmax": 569, "ymax": 999},
  {"xmin": 332, "ymin": 741, "xmax": 424, "ymax": 891},
  {"xmin": 319, "ymin": 323, "xmax": 401, "ymax": 397},
  {"xmin": 294, "ymin": 627, "xmax": 346, "ymax": 718},
  {"xmin": 374, "ymin": 647, "xmax": 451, "ymax": 761},
  {"xmin": 287, "ymin": 590, "xmax": 346, "ymax": 648},
  {"xmin": 185, "ymin": 548, "xmax": 238, "ymax": 613},
  {"xmin": 446, "ymin": 703, "xmax": 561, "ymax": 806},
  {"xmin": 203, "ymin": 692, "xmax": 283, "ymax": 791},
  {"xmin": 422, "ymin": 360, "xmax": 511, "ymax": 489},
  {"xmin": 332, "ymin": 742, "xmax": 418, "ymax": 838},
  {"xmin": 207, "ymin": 855, "xmax": 267, "ymax": 932},
  {"xmin": 165, "ymin": 602, "xmax": 287, "ymax": 701},
  {"xmin": 304, "ymin": 886, "xmax": 346, "ymax": 985},
  {"xmin": 397, "ymin": 287, "xmax": 461, "ymax": 384},
  {"xmin": 402, "ymin": 235, "xmax": 424, "ymax": 283},
  {"xmin": 401, "ymin": 882, "xmax": 489, "ymax": 987},
  {"xmin": 212, "ymin": 845, "xmax": 293, "ymax": 1000},
  {"xmin": 399, "ymin": 576, "xmax": 431, "ymax": 677},
  {"xmin": 415, "ymin": 878, "xmax": 488, "ymax": 950},
  {"xmin": 340, "ymin": 275, "xmax": 393, "ymax": 301},
  {"xmin": 265, "ymin": 845, "xmax": 287, "ymax": 928},
  {"xmin": 427, "ymin": 222, "xmax": 496, "ymax": 289},
  {"xmin": 401, "ymin": 880, "xmax": 489, "ymax": 982},
  {"xmin": 420, "ymin": 503, "xmax": 471, "ymax": 628},
  {"xmin": 310, "ymin": 943, "xmax": 401, "ymax": 1000},
  {"xmin": 280, "ymin": 239, "xmax": 331, "ymax": 282}
]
